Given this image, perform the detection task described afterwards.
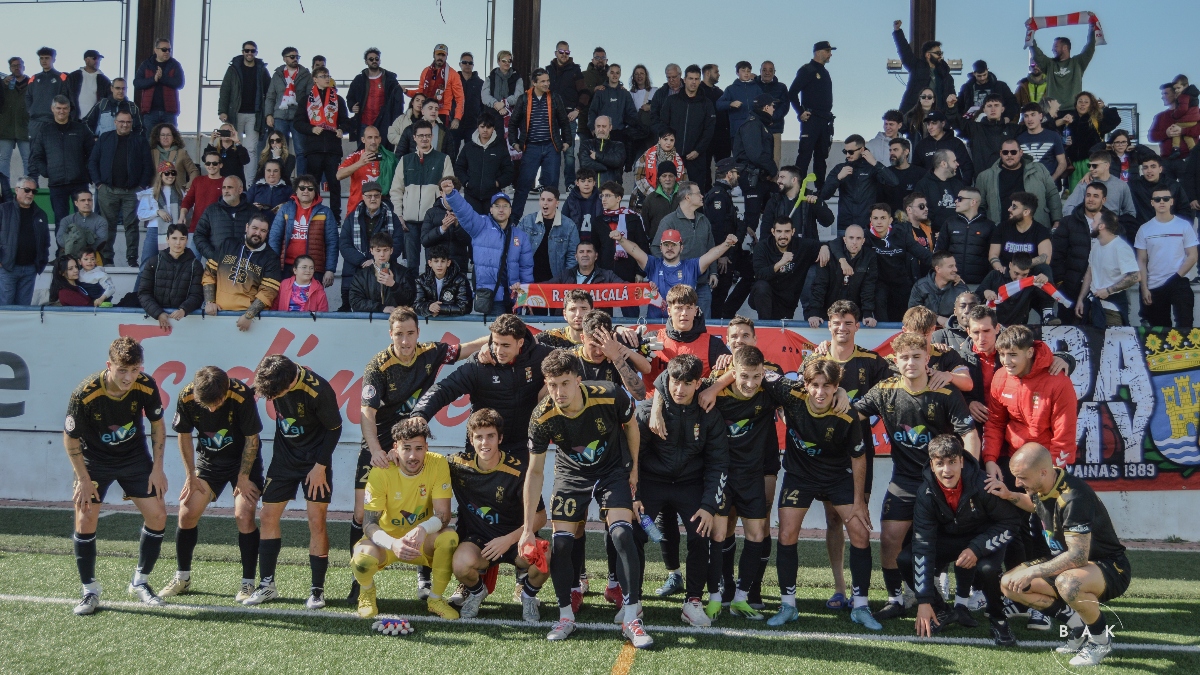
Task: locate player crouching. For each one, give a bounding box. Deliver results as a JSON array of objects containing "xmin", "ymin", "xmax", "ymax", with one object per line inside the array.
[
  {"xmin": 352, "ymin": 417, "xmax": 460, "ymax": 620},
  {"xmin": 448, "ymin": 409, "xmax": 549, "ymax": 621}
]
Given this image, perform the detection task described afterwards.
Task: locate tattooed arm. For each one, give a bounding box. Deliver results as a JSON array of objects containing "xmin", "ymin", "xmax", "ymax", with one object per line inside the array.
[
  {"xmin": 1027, "ymin": 532, "xmax": 1091, "ymax": 579},
  {"xmin": 234, "ymin": 435, "xmax": 261, "ymax": 500},
  {"xmin": 244, "ymin": 298, "xmax": 267, "ymax": 319},
  {"xmin": 361, "ymin": 509, "xmax": 383, "ymax": 539},
  {"xmin": 1103, "ymin": 271, "xmax": 1140, "ymax": 296},
  {"xmin": 614, "ymin": 354, "xmax": 647, "ymax": 400}
]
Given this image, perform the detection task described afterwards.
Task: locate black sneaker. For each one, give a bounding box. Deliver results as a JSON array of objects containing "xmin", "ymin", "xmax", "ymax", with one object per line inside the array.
[
  {"xmin": 873, "ymin": 600, "xmax": 907, "ymax": 621},
  {"xmin": 990, "ymin": 618, "xmax": 1018, "ymax": 646},
  {"xmin": 930, "ymin": 605, "xmax": 957, "ymax": 634},
  {"xmin": 346, "ymin": 578, "xmax": 360, "ymax": 604},
  {"xmin": 950, "ymin": 604, "xmax": 979, "ymax": 628}
]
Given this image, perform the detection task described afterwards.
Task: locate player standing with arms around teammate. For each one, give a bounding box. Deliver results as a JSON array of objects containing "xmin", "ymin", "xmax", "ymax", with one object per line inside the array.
[
  {"xmin": 65, "ymin": 337, "xmax": 168, "ymax": 615},
  {"xmin": 160, "ymin": 367, "xmax": 264, "ymax": 601},
  {"xmin": 522, "ymin": 350, "xmax": 650, "ymax": 647},
  {"xmin": 243, "ymin": 356, "xmax": 343, "ymax": 610}
]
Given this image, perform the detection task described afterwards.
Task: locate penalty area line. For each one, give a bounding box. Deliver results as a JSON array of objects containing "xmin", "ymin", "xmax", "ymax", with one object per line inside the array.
[{"xmin": 0, "ymin": 594, "xmax": 1196, "ymax": 654}]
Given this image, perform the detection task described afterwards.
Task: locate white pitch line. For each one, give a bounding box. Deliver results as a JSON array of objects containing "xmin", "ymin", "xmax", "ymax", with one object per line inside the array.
[{"xmin": 1, "ymin": 594, "xmax": 1196, "ymax": 654}]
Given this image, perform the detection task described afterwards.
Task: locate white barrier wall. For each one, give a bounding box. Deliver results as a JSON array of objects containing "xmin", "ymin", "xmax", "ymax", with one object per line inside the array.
[{"xmin": 0, "ymin": 309, "xmax": 1196, "ymax": 539}]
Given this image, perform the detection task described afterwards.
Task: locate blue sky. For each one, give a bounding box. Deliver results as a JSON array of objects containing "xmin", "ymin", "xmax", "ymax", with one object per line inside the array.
[{"xmin": 7, "ymin": 0, "xmax": 1199, "ymax": 144}]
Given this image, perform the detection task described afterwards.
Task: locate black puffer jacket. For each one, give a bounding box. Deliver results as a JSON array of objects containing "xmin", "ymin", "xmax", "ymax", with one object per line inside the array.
[
  {"xmin": 1051, "ymin": 207, "xmax": 1101, "ymax": 302},
  {"xmin": 808, "ymin": 245, "xmax": 878, "ymax": 320},
  {"xmin": 194, "ymin": 198, "xmax": 254, "ymax": 261},
  {"xmin": 454, "ymin": 129, "xmax": 515, "ymax": 204},
  {"xmin": 420, "ymin": 202, "xmax": 472, "ymax": 273},
  {"xmin": 820, "ymin": 157, "xmax": 899, "ymax": 229},
  {"xmin": 911, "ymin": 457, "xmax": 1025, "ymax": 604},
  {"xmin": 348, "ymin": 264, "xmax": 415, "ymax": 313},
  {"xmin": 642, "ymin": 371, "xmax": 730, "ymax": 514},
  {"xmin": 935, "ymin": 213, "xmax": 995, "ymax": 284},
  {"xmin": 414, "ymin": 262, "xmax": 471, "ymax": 317},
  {"xmin": 137, "ymin": 248, "xmax": 204, "ymax": 318},
  {"xmin": 29, "ymin": 120, "xmax": 95, "ymax": 186},
  {"xmin": 732, "ymin": 108, "xmax": 777, "ymax": 179}
]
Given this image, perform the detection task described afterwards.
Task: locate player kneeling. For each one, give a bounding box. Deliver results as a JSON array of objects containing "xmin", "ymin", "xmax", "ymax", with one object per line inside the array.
[
  {"xmin": 449, "ymin": 409, "xmax": 549, "ymax": 621},
  {"xmin": 352, "ymin": 417, "xmax": 460, "ymax": 620},
  {"xmin": 900, "ymin": 434, "xmax": 1024, "ymax": 645}
]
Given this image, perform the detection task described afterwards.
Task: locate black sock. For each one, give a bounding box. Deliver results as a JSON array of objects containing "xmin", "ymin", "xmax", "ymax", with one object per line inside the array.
[
  {"xmin": 467, "ymin": 579, "xmax": 486, "ymax": 595},
  {"xmin": 737, "ymin": 540, "xmax": 764, "ymax": 593},
  {"xmin": 777, "ymin": 542, "xmax": 798, "ymax": 597},
  {"xmin": 882, "ymin": 567, "xmax": 904, "ymax": 600},
  {"xmin": 175, "ymin": 526, "xmax": 199, "ymax": 573},
  {"xmin": 551, "ymin": 532, "xmax": 577, "ymax": 609},
  {"xmin": 707, "ymin": 538, "xmax": 724, "ymax": 594},
  {"xmin": 310, "ymin": 554, "xmax": 329, "ymax": 591},
  {"xmin": 954, "ymin": 565, "xmax": 975, "ymax": 600},
  {"xmin": 136, "ymin": 526, "xmax": 165, "ymax": 576},
  {"xmin": 258, "ymin": 538, "xmax": 282, "ymax": 584},
  {"xmin": 522, "ymin": 575, "xmax": 542, "ymax": 596},
  {"xmin": 418, "ymin": 566, "xmax": 432, "ymax": 584},
  {"xmin": 572, "ymin": 532, "xmax": 587, "ymax": 586},
  {"xmin": 74, "ymin": 531, "xmax": 97, "ymax": 585},
  {"xmin": 605, "ymin": 529, "xmax": 618, "ymax": 582},
  {"xmin": 349, "ymin": 518, "xmax": 363, "ymax": 549},
  {"xmin": 609, "ymin": 521, "xmax": 642, "ymax": 605},
  {"xmin": 1087, "ymin": 614, "xmax": 1109, "ymax": 643},
  {"xmin": 752, "ymin": 536, "xmax": 772, "ymax": 596},
  {"xmin": 722, "ymin": 538, "xmax": 737, "ymax": 593},
  {"xmin": 850, "ymin": 546, "xmax": 873, "ymax": 599},
  {"xmin": 238, "ymin": 529, "xmax": 260, "ymax": 580},
  {"xmin": 658, "ymin": 511, "xmax": 680, "ymax": 570}
]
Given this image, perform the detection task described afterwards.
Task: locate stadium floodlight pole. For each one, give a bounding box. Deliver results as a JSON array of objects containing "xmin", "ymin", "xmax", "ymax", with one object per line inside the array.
[{"xmin": 195, "ymin": 0, "xmax": 210, "ymax": 160}]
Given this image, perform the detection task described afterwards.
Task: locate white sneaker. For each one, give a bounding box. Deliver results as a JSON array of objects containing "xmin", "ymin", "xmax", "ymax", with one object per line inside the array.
[
  {"xmin": 305, "ymin": 589, "xmax": 326, "ymax": 610},
  {"xmin": 1069, "ymin": 639, "xmax": 1113, "ymax": 667},
  {"xmin": 460, "ymin": 589, "xmax": 488, "ymax": 619},
  {"xmin": 74, "ymin": 592, "xmax": 100, "ymax": 616},
  {"xmin": 521, "ymin": 593, "xmax": 541, "ymax": 623},
  {"xmin": 1056, "ymin": 626, "xmax": 1089, "ymax": 654},
  {"xmin": 128, "ymin": 582, "xmax": 164, "ymax": 606},
  {"xmin": 967, "ymin": 589, "xmax": 987, "ymax": 612},
  {"xmin": 242, "ymin": 582, "xmax": 278, "ymax": 606},
  {"xmin": 547, "ymin": 618, "xmax": 576, "ymax": 641},
  {"xmin": 622, "ymin": 618, "xmax": 654, "ymax": 649},
  {"xmin": 235, "ymin": 580, "xmax": 255, "ymax": 603},
  {"xmin": 681, "ymin": 598, "xmax": 711, "ymax": 627},
  {"xmin": 159, "ymin": 576, "xmax": 191, "ymax": 597}
]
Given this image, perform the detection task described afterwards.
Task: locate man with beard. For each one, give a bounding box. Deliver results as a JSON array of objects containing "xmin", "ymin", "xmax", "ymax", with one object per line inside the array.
[
  {"xmin": 829, "ymin": 204, "xmax": 931, "ymax": 322},
  {"xmin": 201, "ymin": 213, "xmax": 281, "ymax": 331},
  {"xmin": 883, "ymin": 137, "xmax": 927, "ymax": 214}
]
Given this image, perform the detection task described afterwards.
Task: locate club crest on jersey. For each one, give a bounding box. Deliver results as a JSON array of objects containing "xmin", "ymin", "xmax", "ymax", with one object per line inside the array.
[
  {"xmin": 130, "ymin": 400, "xmax": 138, "ymax": 413},
  {"xmin": 595, "ymin": 418, "xmax": 607, "ymax": 434},
  {"xmin": 825, "ymin": 426, "xmax": 835, "ymax": 441},
  {"xmin": 927, "ymin": 403, "xmax": 937, "ymax": 418},
  {"xmin": 419, "ymin": 484, "xmax": 427, "ymax": 497},
  {"xmin": 426, "ymin": 363, "xmax": 433, "ymax": 374},
  {"xmin": 297, "ymin": 402, "xmax": 306, "ymax": 417},
  {"xmin": 694, "ymin": 424, "xmax": 701, "ymax": 440},
  {"xmin": 495, "ymin": 485, "xmax": 505, "ymax": 502},
  {"xmin": 65, "ymin": 415, "xmax": 75, "ymax": 432},
  {"xmin": 362, "ymin": 385, "xmax": 377, "ymax": 400},
  {"xmin": 93, "ymin": 412, "xmax": 102, "ymax": 421}
]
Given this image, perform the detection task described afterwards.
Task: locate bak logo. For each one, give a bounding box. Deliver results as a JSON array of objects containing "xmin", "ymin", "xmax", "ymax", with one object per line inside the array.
[{"xmin": 101, "ymin": 421, "xmax": 136, "ymax": 445}]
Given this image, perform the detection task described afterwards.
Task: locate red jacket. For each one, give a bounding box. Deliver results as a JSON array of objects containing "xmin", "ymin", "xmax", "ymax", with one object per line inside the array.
[
  {"xmin": 273, "ymin": 276, "xmax": 329, "ymax": 312},
  {"xmin": 181, "ymin": 175, "xmax": 224, "ymax": 233},
  {"xmin": 983, "ymin": 341, "xmax": 1078, "ymax": 467}
]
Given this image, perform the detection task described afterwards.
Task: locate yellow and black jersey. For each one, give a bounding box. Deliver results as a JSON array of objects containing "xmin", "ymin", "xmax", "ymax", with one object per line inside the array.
[
  {"xmin": 571, "ymin": 345, "xmax": 622, "ymax": 387},
  {"xmin": 805, "ymin": 347, "xmax": 892, "ymax": 404},
  {"xmin": 536, "ymin": 327, "xmax": 582, "ymax": 350},
  {"xmin": 65, "ymin": 370, "xmax": 163, "ymax": 461},
  {"xmin": 885, "ymin": 343, "xmax": 967, "ymax": 377},
  {"xmin": 361, "ymin": 342, "xmax": 459, "ymax": 443},
  {"xmin": 1035, "ymin": 468, "xmax": 1127, "ymax": 561},
  {"xmin": 449, "ymin": 451, "xmax": 543, "ymax": 540},
  {"xmin": 528, "ymin": 381, "xmax": 633, "ymax": 478},
  {"xmin": 695, "ymin": 362, "xmax": 783, "ymax": 472},
  {"xmin": 270, "ymin": 366, "xmax": 343, "ymax": 465},
  {"xmin": 173, "ymin": 379, "xmax": 262, "ymax": 469},
  {"xmin": 761, "ymin": 374, "xmax": 864, "ymax": 481},
  {"xmin": 853, "ymin": 376, "xmax": 974, "ymax": 489}
]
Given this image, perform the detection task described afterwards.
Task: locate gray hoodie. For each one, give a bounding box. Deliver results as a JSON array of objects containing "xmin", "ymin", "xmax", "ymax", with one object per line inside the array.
[{"xmin": 263, "ymin": 64, "xmax": 313, "ymax": 122}]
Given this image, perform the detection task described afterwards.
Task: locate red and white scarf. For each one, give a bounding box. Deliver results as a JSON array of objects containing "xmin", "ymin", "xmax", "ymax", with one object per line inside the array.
[
  {"xmin": 280, "ymin": 67, "xmax": 298, "ymax": 108},
  {"xmin": 987, "ymin": 276, "xmax": 1073, "ymax": 308},
  {"xmin": 604, "ymin": 208, "xmax": 636, "ymax": 259},
  {"xmin": 1024, "ymin": 11, "xmax": 1106, "ymax": 49},
  {"xmin": 307, "ymin": 85, "xmax": 339, "ymax": 130}
]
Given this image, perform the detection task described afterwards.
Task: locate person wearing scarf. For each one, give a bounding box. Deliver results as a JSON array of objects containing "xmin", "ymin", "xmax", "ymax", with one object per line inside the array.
[
  {"xmin": 295, "ymin": 67, "xmax": 352, "ymax": 221},
  {"xmin": 407, "ymin": 44, "xmax": 464, "ymax": 131}
]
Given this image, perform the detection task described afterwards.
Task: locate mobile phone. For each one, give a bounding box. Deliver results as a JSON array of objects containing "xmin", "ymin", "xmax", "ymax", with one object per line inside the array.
[{"xmin": 218, "ymin": 129, "xmax": 231, "ymax": 138}]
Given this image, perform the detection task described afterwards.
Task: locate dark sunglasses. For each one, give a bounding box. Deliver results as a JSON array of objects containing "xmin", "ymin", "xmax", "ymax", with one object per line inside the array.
[
  {"xmin": 1088, "ymin": 163, "xmax": 1103, "ymax": 169},
  {"xmin": 843, "ymin": 148, "xmax": 861, "ymax": 154},
  {"xmin": 366, "ymin": 57, "xmax": 379, "ymax": 62},
  {"xmin": 919, "ymin": 95, "xmax": 935, "ymax": 100},
  {"xmin": 296, "ymin": 185, "xmax": 316, "ymax": 192},
  {"xmin": 1151, "ymin": 196, "xmax": 1173, "ymax": 203},
  {"xmin": 460, "ymin": 60, "xmax": 473, "ymax": 65},
  {"xmin": 913, "ymin": 203, "xmax": 928, "ymax": 209},
  {"xmin": 929, "ymin": 51, "xmax": 944, "ymax": 56},
  {"xmin": 16, "ymin": 187, "xmax": 35, "ymax": 193},
  {"xmin": 285, "ymin": 53, "xmax": 299, "ymax": 59},
  {"xmin": 204, "ymin": 161, "xmax": 220, "ymax": 166},
  {"xmin": 556, "ymin": 49, "xmax": 570, "ymax": 55},
  {"xmin": 270, "ymin": 138, "xmax": 283, "ymax": 143},
  {"xmin": 1000, "ymin": 150, "xmax": 1020, "ymax": 156},
  {"xmin": 499, "ymin": 58, "xmax": 512, "ymax": 63},
  {"xmin": 162, "ymin": 171, "xmax": 177, "ymax": 176},
  {"xmin": 953, "ymin": 195, "xmax": 970, "ymax": 201},
  {"xmin": 243, "ymin": 49, "xmax": 257, "ymax": 54},
  {"xmin": 158, "ymin": 47, "xmax": 171, "ymax": 52}
]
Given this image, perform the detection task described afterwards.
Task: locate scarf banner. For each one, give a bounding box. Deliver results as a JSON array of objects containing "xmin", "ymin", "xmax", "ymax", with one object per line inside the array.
[
  {"xmin": 987, "ymin": 276, "xmax": 1074, "ymax": 308},
  {"xmin": 514, "ymin": 283, "xmax": 657, "ymax": 309},
  {"xmin": 1024, "ymin": 11, "xmax": 1106, "ymax": 48}
]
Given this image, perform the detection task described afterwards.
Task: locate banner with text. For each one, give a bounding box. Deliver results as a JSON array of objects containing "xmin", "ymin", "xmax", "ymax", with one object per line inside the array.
[
  {"xmin": 514, "ymin": 283, "xmax": 656, "ymax": 309},
  {"xmin": 0, "ymin": 311, "xmax": 1195, "ymax": 492}
]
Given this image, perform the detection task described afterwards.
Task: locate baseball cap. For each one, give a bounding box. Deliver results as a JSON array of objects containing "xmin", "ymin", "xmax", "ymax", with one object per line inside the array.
[
  {"xmin": 361, "ymin": 181, "xmax": 382, "ymax": 194},
  {"xmin": 157, "ymin": 161, "xmax": 175, "ymax": 173},
  {"xmin": 715, "ymin": 157, "xmax": 741, "ymax": 174},
  {"xmin": 433, "ymin": 44, "xmax": 448, "ymax": 56},
  {"xmin": 753, "ymin": 93, "xmax": 781, "ymax": 109},
  {"xmin": 84, "ymin": 49, "xmax": 104, "ymax": 60},
  {"xmin": 925, "ymin": 110, "xmax": 948, "ymax": 123},
  {"xmin": 813, "ymin": 41, "xmax": 836, "ymax": 52},
  {"xmin": 660, "ymin": 229, "xmax": 683, "ymax": 244},
  {"xmin": 490, "ymin": 192, "xmax": 511, "ymax": 206}
]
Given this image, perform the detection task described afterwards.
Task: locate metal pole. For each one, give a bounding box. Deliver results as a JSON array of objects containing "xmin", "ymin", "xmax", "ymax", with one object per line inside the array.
[
  {"xmin": 195, "ymin": 0, "xmax": 208, "ymax": 159},
  {"xmin": 486, "ymin": 0, "xmax": 497, "ymax": 73},
  {"xmin": 121, "ymin": 0, "xmax": 131, "ymax": 79}
]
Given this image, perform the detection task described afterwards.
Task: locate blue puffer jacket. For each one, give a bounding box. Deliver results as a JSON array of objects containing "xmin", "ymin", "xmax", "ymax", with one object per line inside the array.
[
  {"xmin": 267, "ymin": 196, "xmax": 339, "ymax": 274},
  {"xmin": 246, "ymin": 180, "xmax": 294, "ymax": 212},
  {"xmin": 445, "ymin": 189, "xmax": 532, "ymax": 293},
  {"xmin": 517, "ymin": 210, "xmax": 579, "ymax": 280},
  {"xmin": 715, "ymin": 79, "xmax": 763, "ymax": 139}
]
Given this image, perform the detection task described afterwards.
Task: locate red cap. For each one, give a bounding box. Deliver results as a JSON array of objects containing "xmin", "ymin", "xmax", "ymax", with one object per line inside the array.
[{"xmin": 660, "ymin": 229, "xmax": 682, "ymax": 244}]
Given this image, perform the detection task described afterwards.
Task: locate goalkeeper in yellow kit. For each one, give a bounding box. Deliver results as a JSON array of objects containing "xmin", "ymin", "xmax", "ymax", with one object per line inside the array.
[{"xmin": 352, "ymin": 417, "xmax": 460, "ymax": 619}]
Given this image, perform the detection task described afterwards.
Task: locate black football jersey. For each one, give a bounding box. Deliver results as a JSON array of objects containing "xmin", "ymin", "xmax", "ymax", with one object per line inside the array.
[
  {"xmin": 762, "ymin": 374, "xmax": 865, "ymax": 481},
  {"xmin": 173, "ymin": 379, "xmax": 263, "ymax": 469},
  {"xmin": 1035, "ymin": 469, "xmax": 1127, "ymax": 561},
  {"xmin": 361, "ymin": 342, "xmax": 459, "ymax": 444},
  {"xmin": 536, "ymin": 327, "xmax": 581, "ymax": 350},
  {"xmin": 449, "ymin": 451, "xmax": 543, "ymax": 540},
  {"xmin": 65, "ymin": 370, "xmax": 164, "ymax": 462},
  {"xmin": 886, "ymin": 343, "xmax": 967, "ymax": 376},
  {"xmin": 571, "ymin": 345, "xmax": 623, "ymax": 387},
  {"xmin": 529, "ymin": 381, "xmax": 633, "ymax": 479},
  {"xmin": 704, "ymin": 363, "xmax": 783, "ymax": 476},
  {"xmin": 854, "ymin": 376, "xmax": 974, "ymax": 489},
  {"xmin": 270, "ymin": 366, "xmax": 343, "ymax": 462}
]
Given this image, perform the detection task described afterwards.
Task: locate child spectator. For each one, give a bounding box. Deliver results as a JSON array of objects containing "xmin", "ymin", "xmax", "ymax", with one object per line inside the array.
[
  {"xmin": 273, "ymin": 254, "xmax": 329, "ymax": 312},
  {"xmin": 414, "ymin": 245, "xmax": 470, "ymax": 317},
  {"xmin": 76, "ymin": 247, "xmax": 115, "ymax": 305},
  {"xmin": 348, "ymin": 232, "xmax": 414, "ymax": 313}
]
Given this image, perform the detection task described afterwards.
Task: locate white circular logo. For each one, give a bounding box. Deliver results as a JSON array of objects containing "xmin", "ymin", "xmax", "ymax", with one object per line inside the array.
[
  {"xmin": 65, "ymin": 415, "xmax": 75, "ymax": 432},
  {"xmin": 154, "ymin": 407, "xmax": 163, "ymax": 416},
  {"xmin": 362, "ymin": 385, "xmax": 377, "ymax": 399},
  {"xmin": 442, "ymin": 290, "xmax": 454, "ymax": 302}
]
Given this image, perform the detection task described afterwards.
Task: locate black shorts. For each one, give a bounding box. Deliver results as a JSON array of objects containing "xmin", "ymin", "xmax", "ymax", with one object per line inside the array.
[
  {"xmin": 721, "ymin": 470, "xmax": 768, "ymax": 519},
  {"xmin": 550, "ymin": 464, "xmax": 632, "ymax": 523},
  {"xmin": 880, "ymin": 482, "xmax": 919, "ymax": 522},
  {"xmin": 262, "ymin": 456, "xmax": 333, "ymax": 504},
  {"xmin": 778, "ymin": 469, "xmax": 855, "ymax": 510},
  {"xmin": 196, "ymin": 455, "xmax": 265, "ymax": 501},
  {"xmin": 355, "ymin": 445, "xmax": 374, "ymax": 490},
  {"xmin": 459, "ymin": 530, "xmax": 521, "ymax": 566},
  {"xmin": 1093, "ymin": 554, "xmax": 1132, "ymax": 603},
  {"xmin": 81, "ymin": 451, "xmax": 157, "ymax": 501}
]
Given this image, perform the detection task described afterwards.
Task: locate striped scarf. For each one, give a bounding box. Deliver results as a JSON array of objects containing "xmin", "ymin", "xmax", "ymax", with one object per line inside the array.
[
  {"xmin": 987, "ymin": 276, "xmax": 1073, "ymax": 308},
  {"xmin": 307, "ymin": 85, "xmax": 339, "ymax": 130}
]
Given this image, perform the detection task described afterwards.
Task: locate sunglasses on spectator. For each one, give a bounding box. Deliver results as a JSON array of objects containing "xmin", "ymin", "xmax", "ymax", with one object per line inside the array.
[
  {"xmin": 913, "ymin": 203, "xmax": 928, "ymax": 210},
  {"xmin": 1151, "ymin": 196, "xmax": 1173, "ymax": 203},
  {"xmin": 296, "ymin": 185, "xmax": 316, "ymax": 192},
  {"xmin": 162, "ymin": 171, "xmax": 177, "ymax": 176},
  {"xmin": 204, "ymin": 161, "xmax": 220, "ymax": 166},
  {"xmin": 270, "ymin": 138, "xmax": 283, "ymax": 144},
  {"xmin": 929, "ymin": 51, "xmax": 943, "ymax": 56},
  {"xmin": 954, "ymin": 195, "xmax": 972, "ymax": 201},
  {"xmin": 1000, "ymin": 150, "xmax": 1020, "ymax": 156},
  {"xmin": 500, "ymin": 58, "xmax": 512, "ymax": 63},
  {"xmin": 556, "ymin": 49, "xmax": 570, "ymax": 55},
  {"xmin": 16, "ymin": 187, "xmax": 34, "ymax": 193},
  {"xmin": 843, "ymin": 147, "xmax": 861, "ymax": 154},
  {"xmin": 1088, "ymin": 163, "xmax": 1102, "ymax": 169},
  {"xmin": 285, "ymin": 53, "xmax": 299, "ymax": 59},
  {"xmin": 158, "ymin": 47, "xmax": 171, "ymax": 52},
  {"xmin": 367, "ymin": 57, "xmax": 379, "ymax": 62},
  {"xmin": 460, "ymin": 60, "xmax": 473, "ymax": 65},
  {"xmin": 919, "ymin": 95, "xmax": 934, "ymax": 100},
  {"xmin": 243, "ymin": 49, "xmax": 257, "ymax": 54}
]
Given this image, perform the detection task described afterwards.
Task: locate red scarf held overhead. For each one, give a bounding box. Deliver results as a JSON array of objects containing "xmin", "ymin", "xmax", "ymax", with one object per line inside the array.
[{"xmin": 308, "ymin": 85, "xmax": 339, "ymax": 130}]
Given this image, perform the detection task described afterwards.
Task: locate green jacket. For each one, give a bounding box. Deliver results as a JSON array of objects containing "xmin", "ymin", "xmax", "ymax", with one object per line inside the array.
[
  {"xmin": 0, "ymin": 76, "xmax": 30, "ymax": 140},
  {"xmin": 976, "ymin": 156, "xmax": 1063, "ymax": 227},
  {"xmin": 1031, "ymin": 31, "xmax": 1096, "ymax": 105}
]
